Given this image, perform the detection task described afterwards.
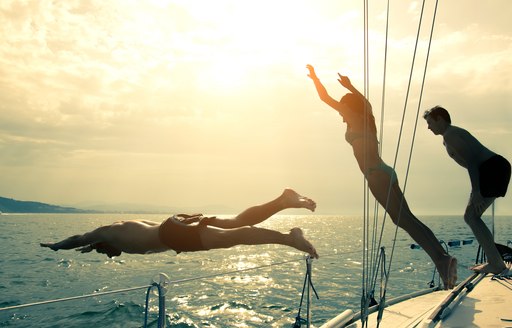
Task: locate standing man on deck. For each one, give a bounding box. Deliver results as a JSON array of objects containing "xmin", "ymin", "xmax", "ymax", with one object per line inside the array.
[{"xmin": 423, "ymin": 106, "xmax": 511, "ymax": 275}]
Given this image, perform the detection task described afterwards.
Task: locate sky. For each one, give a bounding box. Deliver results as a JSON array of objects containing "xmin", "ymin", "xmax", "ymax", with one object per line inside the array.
[{"xmin": 0, "ymin": 0, "xmax": 511, "ymax": 215}]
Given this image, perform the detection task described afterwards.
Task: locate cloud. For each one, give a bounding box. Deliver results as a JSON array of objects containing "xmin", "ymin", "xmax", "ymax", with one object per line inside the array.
[{"xmin": 0, "ymin": 0, "xmax": 510, "ymax": 214}]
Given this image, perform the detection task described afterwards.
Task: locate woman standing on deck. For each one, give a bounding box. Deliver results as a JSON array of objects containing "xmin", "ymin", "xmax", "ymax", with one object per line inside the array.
[{"xmin": 306, "ymin": 64, "xmax": 457, "ymax": 289}]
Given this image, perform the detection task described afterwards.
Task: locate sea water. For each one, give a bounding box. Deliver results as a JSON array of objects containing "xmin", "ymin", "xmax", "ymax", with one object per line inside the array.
[{"xmin": 0, "ymin": 213, "xmax": 510, "ymax": 327}]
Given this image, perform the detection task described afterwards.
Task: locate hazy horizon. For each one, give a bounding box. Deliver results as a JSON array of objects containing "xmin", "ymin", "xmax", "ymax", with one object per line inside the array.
[{"xmin": 2, "ymin": 195, "xmax": 510, "ymax": 217}]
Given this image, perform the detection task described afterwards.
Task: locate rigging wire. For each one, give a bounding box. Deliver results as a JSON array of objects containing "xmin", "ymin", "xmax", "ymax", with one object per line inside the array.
[
  {"xmin": 361, "ymin": 0, "xmax": 371, "ymax": 326},
  {"xmin": 369, "ymin": 0, "xmax": 391, "ymax": 301},
  {"xmin": 360, "ymin": 1, "xmax": 394, "ymax": 326},
  {"xmin": 355, "ymin": 0, "xmax": 441, "ymax": 326},
  {"xmin": 379, "ymin": 1, "xmax": 441, "ymax": 325},
  {"xmin": 384, "ymin": 0, "xmax": 440, "ymax": 285}
]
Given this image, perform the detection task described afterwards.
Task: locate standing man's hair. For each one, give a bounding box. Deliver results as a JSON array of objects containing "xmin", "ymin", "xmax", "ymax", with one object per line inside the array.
[{"xmin": 423, "ymin": 105, "xmax": 451, "ymax": 124}]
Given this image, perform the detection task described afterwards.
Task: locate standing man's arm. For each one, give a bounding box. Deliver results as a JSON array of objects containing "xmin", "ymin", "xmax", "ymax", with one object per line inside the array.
[{"xmin": 444, "ymin": 130, "xmax": 486, "ymax": 211}]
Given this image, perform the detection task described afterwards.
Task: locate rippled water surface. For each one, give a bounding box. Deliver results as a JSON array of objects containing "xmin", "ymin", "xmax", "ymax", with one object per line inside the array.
[{"xmin": 1, "ymin": 213, "xmax": 510, "ymax": 327}]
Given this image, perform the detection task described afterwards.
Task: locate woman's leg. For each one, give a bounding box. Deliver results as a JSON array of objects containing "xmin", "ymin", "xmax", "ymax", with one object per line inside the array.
[
  {"xmin": 199, "ymin": 225, "xmax": 319, "ymax": 258},
  {"xmin": 206, "ymin": 188, "xmax": 316, "ymax": 229},
  {"xmin": 367, "ymin": 171, "xmax": 456, "ymax": 288}
]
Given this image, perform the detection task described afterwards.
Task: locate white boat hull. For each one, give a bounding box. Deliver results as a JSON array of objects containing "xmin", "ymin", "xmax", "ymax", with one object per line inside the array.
[{"xmin": 321, "ymin": 273, "xmax": 512, "ymax": 328}]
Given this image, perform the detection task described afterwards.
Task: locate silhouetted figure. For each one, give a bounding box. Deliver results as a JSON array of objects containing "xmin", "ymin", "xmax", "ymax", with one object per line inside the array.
[
  {"xmin": 424, "ymin": 106, "xmax": 511, "ymax": 275},
  {"xmin": 41, "ymin": 188, "xmax": 319, "ymax": 259},
  {"xmin": 307, "ymin": 65, "xmax": 456, "ymax": 289}
]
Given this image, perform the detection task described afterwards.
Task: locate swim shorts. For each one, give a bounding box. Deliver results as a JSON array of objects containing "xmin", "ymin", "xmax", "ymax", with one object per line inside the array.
[
  {"xmin": 158, "ymin": 215, "xmax": 208, "ymax": 253},
  {"xmin": 366, "ymin": 161, "xmax": 398, "ymax": 184},
  {"xmin": 479, "ymin": 155, "xmax": 511, "ymax": 197}
]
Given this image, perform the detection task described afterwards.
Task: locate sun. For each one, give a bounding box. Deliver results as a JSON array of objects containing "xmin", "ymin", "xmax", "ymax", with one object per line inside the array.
[
  {"xmin": 173, "ymin": 0, "xmax": 327, "ymax": 91},
  {"xmin": 115, "ymin": 0, "xmax": 360, "ymax": 93},
  {"xmin": 201, "ymin": 57, "xmax": 250, "ymax": 91}
]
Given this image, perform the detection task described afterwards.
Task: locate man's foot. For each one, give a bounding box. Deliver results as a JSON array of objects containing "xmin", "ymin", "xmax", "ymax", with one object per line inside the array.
[
  {"xmin": 40, "ymin": 242, "xmax": 58, "ymax": 251},
  {"xmin": 281, "ymin": 188, "xmax": 316, "ymax": 212},
  {"xmin": 470, "ymin": 262, "xmax": 507, "ymax": 274},
  {"xmin": 290, "ymin": 228, "xmax": 319, "ymax": 259},
  {"xmin": 495, "ymin": 263, "xmax": 512, "ymax": 277},
  {"xmin": 438, "ymin": 256, "xmax": 457, "ymax": 289},
  {"xmin": 448, "ymin": 257, "xmax": 458, "ymax": 288}
]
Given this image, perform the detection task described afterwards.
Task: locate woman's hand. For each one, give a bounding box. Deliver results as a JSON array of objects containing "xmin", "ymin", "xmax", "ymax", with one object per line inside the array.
[
  {"xmin": 306, "ymin": 64, "xmax": 318, "ymax": 80},
  {"xmin": 337, "ymin": 73, "xmax": 352, "ymax": 89}
]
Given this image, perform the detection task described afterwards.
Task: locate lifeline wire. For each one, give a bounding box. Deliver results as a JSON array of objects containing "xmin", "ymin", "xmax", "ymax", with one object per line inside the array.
[
  {"xmin": 369, "ymin": 0, "xmax": 391, "ymax": 302},
  {"xmin": 361, "ymin": 0, "xmax": 371, "ymax": 325},
  {"xmin": 0, "ymin": 253, "xmax": 331, "ymax": 312},
  {"xmin": 355, "ymin": 1, "xmax": 441, "ymax": 326},
  {"xmin": 0, "ymin": 248, "xmax": 364, "ymax": 313},
  {"xmin": 379, "ymin": 2, "xmax": 441, "ymax": 326}
]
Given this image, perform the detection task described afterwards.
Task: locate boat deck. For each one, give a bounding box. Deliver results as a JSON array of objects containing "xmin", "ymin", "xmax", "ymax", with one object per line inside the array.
[
  {"xmin": 322, "ymin": 273, "xmax": 512, "ymax": 328},
  {"xmin": 437, "ymin": 274, "xmax": 511, "ymax": 328}
]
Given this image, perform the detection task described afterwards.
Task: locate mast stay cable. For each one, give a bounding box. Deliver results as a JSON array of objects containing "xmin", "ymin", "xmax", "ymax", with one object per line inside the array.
[{"xmin": 357, "ymin": 1, "xmax": 441, "ymax": 326}]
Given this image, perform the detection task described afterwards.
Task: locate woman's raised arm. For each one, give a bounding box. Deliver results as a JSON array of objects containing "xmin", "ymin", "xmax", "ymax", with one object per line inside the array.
[{"xmin": 306, "ymin": 64, "xmax": 341, "ymax": 110}]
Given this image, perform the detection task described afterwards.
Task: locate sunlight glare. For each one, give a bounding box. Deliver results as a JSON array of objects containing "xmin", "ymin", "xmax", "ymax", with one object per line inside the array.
[
  {"xmin": 199, "ymin": 57, "xmax": 250, "ymax": 91},
  {"xmin": 175, "ymin": 0, "xmax": 328, "ymax": 91}
]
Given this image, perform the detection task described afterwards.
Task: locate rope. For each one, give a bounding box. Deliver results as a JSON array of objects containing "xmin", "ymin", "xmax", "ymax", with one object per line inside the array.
[
  {"xmin": 144, "ymin": 283, "xmax": 163, "ymax": 328},
  {"xmin": 293, "ymin": 256, "xmax": 320, "ymax": 328},
  {"xmin": 143, "ymin": 273, "xmax": 169, "ymax": 328},
  {"xmin": 375, "ymin": 248, "xmax": 389, "ymax": 325}
]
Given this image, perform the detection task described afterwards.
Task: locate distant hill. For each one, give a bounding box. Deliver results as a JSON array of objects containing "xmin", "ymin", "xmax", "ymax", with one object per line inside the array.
[{"xmin": 0, "ymin": 196, "xmax": 93, "ymax": 213}]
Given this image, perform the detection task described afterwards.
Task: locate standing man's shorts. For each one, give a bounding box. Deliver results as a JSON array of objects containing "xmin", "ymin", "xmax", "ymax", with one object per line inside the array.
[{"xmin": 479, "ymin": 155, "xmax": 511, "ymax": 197}]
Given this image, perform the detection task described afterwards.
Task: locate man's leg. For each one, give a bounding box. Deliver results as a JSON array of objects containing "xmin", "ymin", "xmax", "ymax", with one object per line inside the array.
[
  {"xmin": 465, "ymin": 197, "xmax": 507, "ymax": 274},
  {"xmin": 205, "ymin": 188, "xmax": 316, "ymax": 229},
  {"xmin": 199, "ymin": 225, "xmax": 319, "ymax": 258}
]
